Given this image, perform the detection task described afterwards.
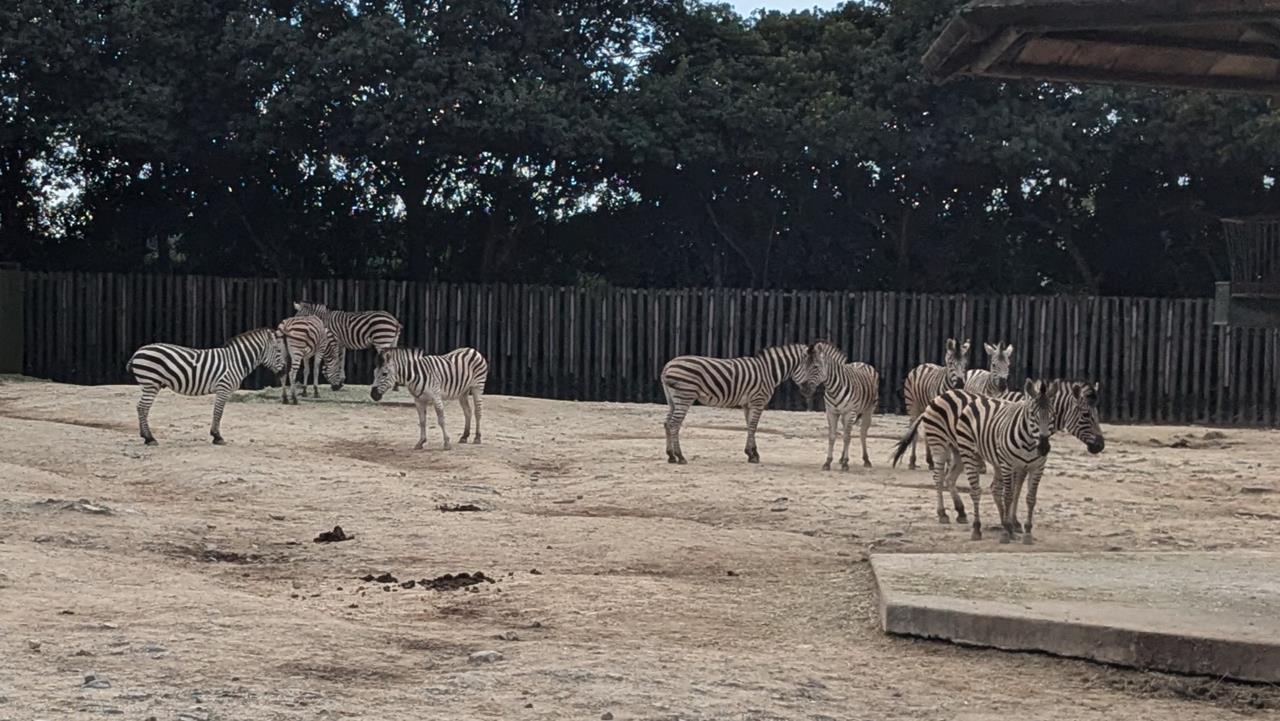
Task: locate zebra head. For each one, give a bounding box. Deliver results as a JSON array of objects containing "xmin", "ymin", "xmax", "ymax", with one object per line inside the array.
[
  {"xmin": 789, "ymin": 343, "xmax": 821, "ymax": 403},
  {"xmin": 983, "ymin": 342, "xmax": 1014, "ymax": 392},
  {"xmin": 1058, "ymin": 380, "xmax": 1105, "ymax": 454},
  {"xmin": 294, "ymin": 301, "xmax": 329, "ymax": 319},
  {"xmin": 944, "ymin": 338, "xmax": 970, "ymax": 390},
  {"xmin": 807, "ymin": 340, "xmax": 846, "ymax": 386},
  {"xmin": 265, "ymin": 330, "xmax": 290, "ymax": 375},
  {"xmin": 369, "ymin": 350, "xmax": 398, "ymax": 401},
  {"xmin": 320, "ymin": 332, "xmax": 345, "ymax": 390},
  {"xmin": 1022, "ymin": 378, "xmax": 1056, "ymax": 456}
]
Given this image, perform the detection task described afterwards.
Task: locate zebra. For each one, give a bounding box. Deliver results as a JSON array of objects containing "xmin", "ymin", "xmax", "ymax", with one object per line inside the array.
[
  {"xmin": 369, "ymin": 347, "xmax": 489, "ymax": 449},
  {"xmin": 964, "ymin": 342, "xmax": 1013, "ymax": 394},
  {"xmin": 276, "ymin": 316, "xmax": 342, "ymax": 404},
  {"xmin": 891, "ymin": 380, "xmax": 1055, "ymax": 542},
  {"xmin": 293, "ymin": 301, "xmax": 402, "ymax": 389},
  {"xmin": 661, "ymin": 343, "xmax": 818, "ymax": 464},
  {"xmin": 901, "ymin": 338, "xmax": 970, "ymax": 470},
  {"xmin": 809, "ymin": 341, "xmax": 879, "ymax": 471},
  {"xmin": 127, "ymin": 327, "xmax": 289, "ymax": 445}
]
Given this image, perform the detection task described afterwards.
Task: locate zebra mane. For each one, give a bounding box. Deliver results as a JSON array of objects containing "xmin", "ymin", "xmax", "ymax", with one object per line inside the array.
[
  {"xmin": 227, "ymin": 327, "xmax": 274, "ymax": 345},
  {"xmin": 755, "ymin": 343, "xmax": 807, "ymax": 358},
  {"xmin": 808, "ymin": 339, "xmax": 846, "ymax": 363}
]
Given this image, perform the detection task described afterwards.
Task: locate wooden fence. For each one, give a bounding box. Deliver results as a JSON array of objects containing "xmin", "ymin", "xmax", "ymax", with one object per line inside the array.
[{"xmin": 15, "ymin": 271, "xmax": 1280, "ymax": 426}]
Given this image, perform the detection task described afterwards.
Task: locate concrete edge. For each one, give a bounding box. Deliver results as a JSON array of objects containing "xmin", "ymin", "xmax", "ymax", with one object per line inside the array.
[{"xmin": 870, "ymin": 556, "xmax": 1280, "ymax": 683}]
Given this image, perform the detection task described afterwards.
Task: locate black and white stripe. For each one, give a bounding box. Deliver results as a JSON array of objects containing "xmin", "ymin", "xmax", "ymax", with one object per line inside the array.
[
  {"xmin": 369, "ymin": 347, "xmax": 489, "ymax": 449},
  {"xmin": 963, "ymin": 342, "xmax": 1013, "ymax": 394},
  {"xmin": 661, "ymin": 343, "xmax": 818, "ymax": 464},
  {"xmin": 127, "ymin": 328, "xmax": 288, "ymax": 445},
  {"xmin": 293, "ymin": 301, "xmax": 402, "ymax": 388},
  {"xmin": 892, "ymin": 380, "xmax": 1055, "ymax": 542},
  {"xmin": 901, "ymin": 338, "xmax": 970, "ymax": 470},
  {"xmin": 810, "ymin": 341, "xmax": 879, "ymax": 471},
  {"xmin": 276, "ymin": 316, "xmax": 341, "ymax": 404}
]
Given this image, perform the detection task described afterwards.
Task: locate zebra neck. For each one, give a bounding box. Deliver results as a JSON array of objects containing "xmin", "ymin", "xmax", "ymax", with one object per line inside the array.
[
  {"xmin": 760, "ymin": 346, "xmax": 803, "ymax": 385},
  {"xmin": 228, "ymin": 334, "xmax": 270, "ymax": 375}
]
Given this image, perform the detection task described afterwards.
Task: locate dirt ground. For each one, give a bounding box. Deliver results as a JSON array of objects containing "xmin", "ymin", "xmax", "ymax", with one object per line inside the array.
[{"xmin": 2, "ymin": 377, "xmax": 1280, "ymax": 721}]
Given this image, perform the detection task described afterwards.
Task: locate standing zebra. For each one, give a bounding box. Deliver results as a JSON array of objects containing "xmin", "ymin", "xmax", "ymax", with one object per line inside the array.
[
  {"xmin": 661, "ymin": 343, "xmax": 818, "ymax": 464},
  {"xmin": 293, "ymin": 301, "xmax": 402, "ymax": 389},
  {"xmin": 891, "ymin": 380, "xmax": 1055, "ymax": 542},
  {"xmin": 369, "ymin": 347, "xmax": 489, "ymax": 449},
  {"xmin": 127, "ymin": 328, "xmax": 289, "ymax": 445},
  {"xmin": 902, "ymin": 338, "xmax": 970, "ymax": 470},
  {"xmin": 809, "ymin": 341, "xmax": 879, "ymax": 471},
  {"xmin": 964, "ymin": 342, "xmax": 1013, "ymax": 394},
  {"xmin": 276, "ymin": 316, "xmax": 342, "ymax": 404}
]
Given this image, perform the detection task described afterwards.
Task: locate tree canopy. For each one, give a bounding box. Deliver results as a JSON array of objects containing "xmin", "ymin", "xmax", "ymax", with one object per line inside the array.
[{"xmin": 4, "ymin": 0, "xmax": 1280, "ymax": 296}]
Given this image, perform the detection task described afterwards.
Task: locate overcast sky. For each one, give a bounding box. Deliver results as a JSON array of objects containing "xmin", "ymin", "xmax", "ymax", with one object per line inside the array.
[{"xmin": 728, "ymin": 0, "xmax": 843, "ymax": 15}]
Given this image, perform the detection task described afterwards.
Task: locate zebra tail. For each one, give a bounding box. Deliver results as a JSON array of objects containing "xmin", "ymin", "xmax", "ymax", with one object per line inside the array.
[{"xmin": 890, "ymin": 414, "xmax": 924, "ymax": 468}]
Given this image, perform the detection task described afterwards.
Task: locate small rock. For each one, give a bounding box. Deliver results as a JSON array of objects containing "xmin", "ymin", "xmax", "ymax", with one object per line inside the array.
[
  {"xmin": 726, "ymin": 570, "xmax": 738, "ymax": 577},
  {"xmin": 496, "ymin": 631, "xmax": 520, "ymax": 641},
  {"xmin": 314, "ymin": 525, "xmax": 352, "ymax": 543},
  {"xmin": 469, "ymin": 650, "xmax": 503, "ymax": 664},
  {"xmin": 269, "ymin": 514, "xmax": 285, "ymax": 521},
  {"xmin": 602, "ymin": 713, "xmax": 614, "ymax": 720},
  {"xmin": 27, "ymin": 639, "xmax": 41, "ymax": 651},
  {"xmin": 529, "ymin": 568, "xmax": 542, "ymax": 575},
  {"xmin": 1240, "ymin": 486, "xmax": 1276, "ymax": 495},
  {"xmin": 82, "ymin": 674, "xmax": 111, "ymax": 689}
]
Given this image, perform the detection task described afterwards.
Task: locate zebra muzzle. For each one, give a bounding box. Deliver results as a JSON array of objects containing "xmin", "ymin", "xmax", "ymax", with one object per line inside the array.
[
  {"xmin": 1037, "ymin": 437, "xmax": 1051, "ymax": 456},
  {"xmin": 370, "ymin": 387, "xmax": 383, "ymax": 401}
]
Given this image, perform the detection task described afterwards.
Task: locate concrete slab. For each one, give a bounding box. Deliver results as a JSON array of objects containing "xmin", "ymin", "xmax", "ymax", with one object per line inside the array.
[{"xmin": 871, "ymin": 551, "xmax": 1280, "ymax": 682}]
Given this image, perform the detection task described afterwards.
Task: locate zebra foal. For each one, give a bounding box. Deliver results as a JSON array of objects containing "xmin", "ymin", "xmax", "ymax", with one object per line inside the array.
[
  {"xmin": 661, "ymin": 343, "xmax": 818, "ymax": 464},
  {"xmin": 902, "ymin": 338, "xmax": 970, "ymax": 470},
  {"xmin": 127, "ymin": 328, "xmax": 289, "ymax": 445},
  {"xmin": 370, "ymin": 347, "xmax": 489, "ymax": 449},
  {"xmin": 809, "ymin": 341, "xmax": 878, "ymax": 471},
  {"xmin": 293, "ymin": 301, "xmax": 402, "ymax": 389},
  {"xmin": 277, "ymin": 316, "xmax": 341, "ymax": 404}
]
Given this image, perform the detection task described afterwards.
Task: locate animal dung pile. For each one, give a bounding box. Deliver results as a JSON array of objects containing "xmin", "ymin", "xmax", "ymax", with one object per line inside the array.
[
  {"xmin": 314, "ymin": 525, "xmax": 353, "ymax": 543},
  {"xmin": 359, "ymin": 571, "xmax": 495, "ymax": 591}
]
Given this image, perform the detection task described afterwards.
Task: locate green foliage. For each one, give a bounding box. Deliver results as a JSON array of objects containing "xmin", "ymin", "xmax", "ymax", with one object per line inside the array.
[{"xmin": 3, "ymin": 0, "xmax": 1279, "ymax": 296}]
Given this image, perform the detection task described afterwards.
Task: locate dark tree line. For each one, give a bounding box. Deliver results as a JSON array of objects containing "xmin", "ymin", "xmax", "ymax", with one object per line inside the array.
[{"xmin": 4, "ymin": 0, "xmax": 1280, "ymax": 296}]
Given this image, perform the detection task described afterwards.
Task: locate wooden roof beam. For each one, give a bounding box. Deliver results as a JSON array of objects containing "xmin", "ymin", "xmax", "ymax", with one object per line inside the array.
[{"xmin": 983, "ymin": 61, "xmax": 1280, "ymax": 93}]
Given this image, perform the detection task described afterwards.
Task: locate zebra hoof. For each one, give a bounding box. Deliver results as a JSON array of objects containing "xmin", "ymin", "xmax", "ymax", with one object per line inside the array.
[
  {"xmin": 937, "ymin": 512, "xmax": 950, "ymax": 524},
  {"xmin": 1022, "ymin": 533, "xmax": 1035, "ymax": 545},
  {"xmin": 822, "ymin": 461, "xmax": 831, "ymax": 471},
  {"xmin": 1009, "ymin": 522, "xmax": 1024, "ymax": 534},
  {"xmin": 908, "ymin": 462, "xmax": 917, "ymax": 470},
  {"xmin": 955, "ymin": 513, "xmax": 969, "ymax": 524},
  {"xmin": 414, "ymin": 442, "xmax": 425, "ymax": 451},
  {"xmin": 840, "ymin": 460, "xmax": 849, "ymax": 471},
  {"xmin": 747, "ymin": 457, "xmax": 760, "ymax": 464},
  {"xmin": 457, "ymin": 437, "xmax": 469, "ymax": 444},
  {"xmin": 474, "ymin": 436, "xmax": 482, "ymax": 444},
  {"xmin": 863, "ymin": 460, "xmax": 872, "ymax": 468},
  {"xmin": 971, "ymin": 527, "xmax": 982, "ymax": 541},
  {"xmin": 211, "ymin": 436, "xmax": 225, "ymax": 446},
  {"xmin": 676, "ymin": 457, "xmax": 688, "ymax": 465},
  {"xmin": 443, "ymin": 444, "xmax": 452, "ymax": 451},
  {"xmin": 667, "ymin": 455, "xmax": 678, "ymax": 464},
  {"xmin": 143, "ymin": 438, "xmax": 158, "ymax": 446},
  {"xmin": 999, "ymin": 533, "xmax": 1012, "ymax": 544}
]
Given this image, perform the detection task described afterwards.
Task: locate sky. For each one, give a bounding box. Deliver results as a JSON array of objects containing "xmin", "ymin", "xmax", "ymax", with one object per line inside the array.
[{"xmin": 729, "ymin": 1, "xmax": 843, "ymax": 15}]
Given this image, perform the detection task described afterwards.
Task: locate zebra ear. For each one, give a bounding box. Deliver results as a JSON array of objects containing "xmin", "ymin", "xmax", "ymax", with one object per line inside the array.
[
  {"xmin": 1023, "ymin": 378, "xmax": 1038, "ymax": 396},
  {"xmin": 293, "ymin": 301, "xmax": 302, "ymax": 311},
  {"xmin": 983, "ymin": 342, "xmax": 997, "ymax": 356},
  {"xmin": 946, "ymin": 338, "xmax": 956, "ymax": 352},
  {"xmin": 1005, "ymin": 344, "xmax": 1015, "ymax": 356},
  {"xmin": 961, "ymin": 339, "xmax": 971, "ymax": 353}
]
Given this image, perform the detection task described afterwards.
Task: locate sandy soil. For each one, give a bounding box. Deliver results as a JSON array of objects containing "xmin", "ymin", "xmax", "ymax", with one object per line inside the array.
[{"xmin": 1, "ymin": 377, "xmax": 1279, "ymax": 720}]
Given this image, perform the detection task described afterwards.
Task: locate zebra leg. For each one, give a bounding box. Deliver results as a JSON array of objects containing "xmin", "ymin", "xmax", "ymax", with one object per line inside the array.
[
  {"xmin": 931, "ymin": 441, "xmax": 952, "ymax": 523},
  {"xmin": 994, "ymin": 467, "xmax": 1017, "ymax": 543},
  {"xmin": 859, "ymin": 410, "xmax": 873, "ymax": 467},
  {"xmin": 1022, "ymin": 466, "xmax": 1045, "ymax": 545},
  {"xmin": 210, "ymin": 383, "xmax": 233, "ymax": 445},
  {"xmin": 663, "ymin": 390, "xmax": 689, "ymax": 464},
  {"xmin": 823, "ymin": 406, "xmax": 838, "ymax": 470},
  {"xmin": 1007, "ymin": 470, "xmax": 1026, "ymax": 533},
  {"xmin": 945, "ymin": 450, "xmax": 968, "ymax": 523},
  {"xmin": 413, "ymin": 396, "xmax": 429, "ymax": 450},
  {"xmin": 839, "ymin": 411, "xmax": 854, "ymax": 471},
  {"xmin": 471, "ymin": 388, "xmax": 483, "ymax": 444},
  {"xmin": 743, "ymin": 404, "xmax": 763, "ymax": 463},
  {"xmin": 432, "ymin": 395, "xmax": 451, "ymax": 450},
  {"xmin": 963, "ymin": 452, "xmax": 987, "ymax": 540},
  {"xmin": 137, "ymin": 385, "xmax": 160, "ymax": 445},
  {"xmin": 458, "ymin": 395, "xmax": 472, "ymax": 444},
  {"xmin": 907, "ymin": 412, "xmax": 920, "ymax": 470}
]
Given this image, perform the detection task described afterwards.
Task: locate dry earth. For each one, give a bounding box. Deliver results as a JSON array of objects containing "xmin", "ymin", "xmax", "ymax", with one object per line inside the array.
[{"xmin": 2, "ymin": 377, "xmax": 1280, "ymax": 720}]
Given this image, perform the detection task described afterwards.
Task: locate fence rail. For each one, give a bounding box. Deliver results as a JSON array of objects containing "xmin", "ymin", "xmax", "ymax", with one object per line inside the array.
[{"xmin": 14, "ymin": 271, "xmax": 1279, "ymax": 426}]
